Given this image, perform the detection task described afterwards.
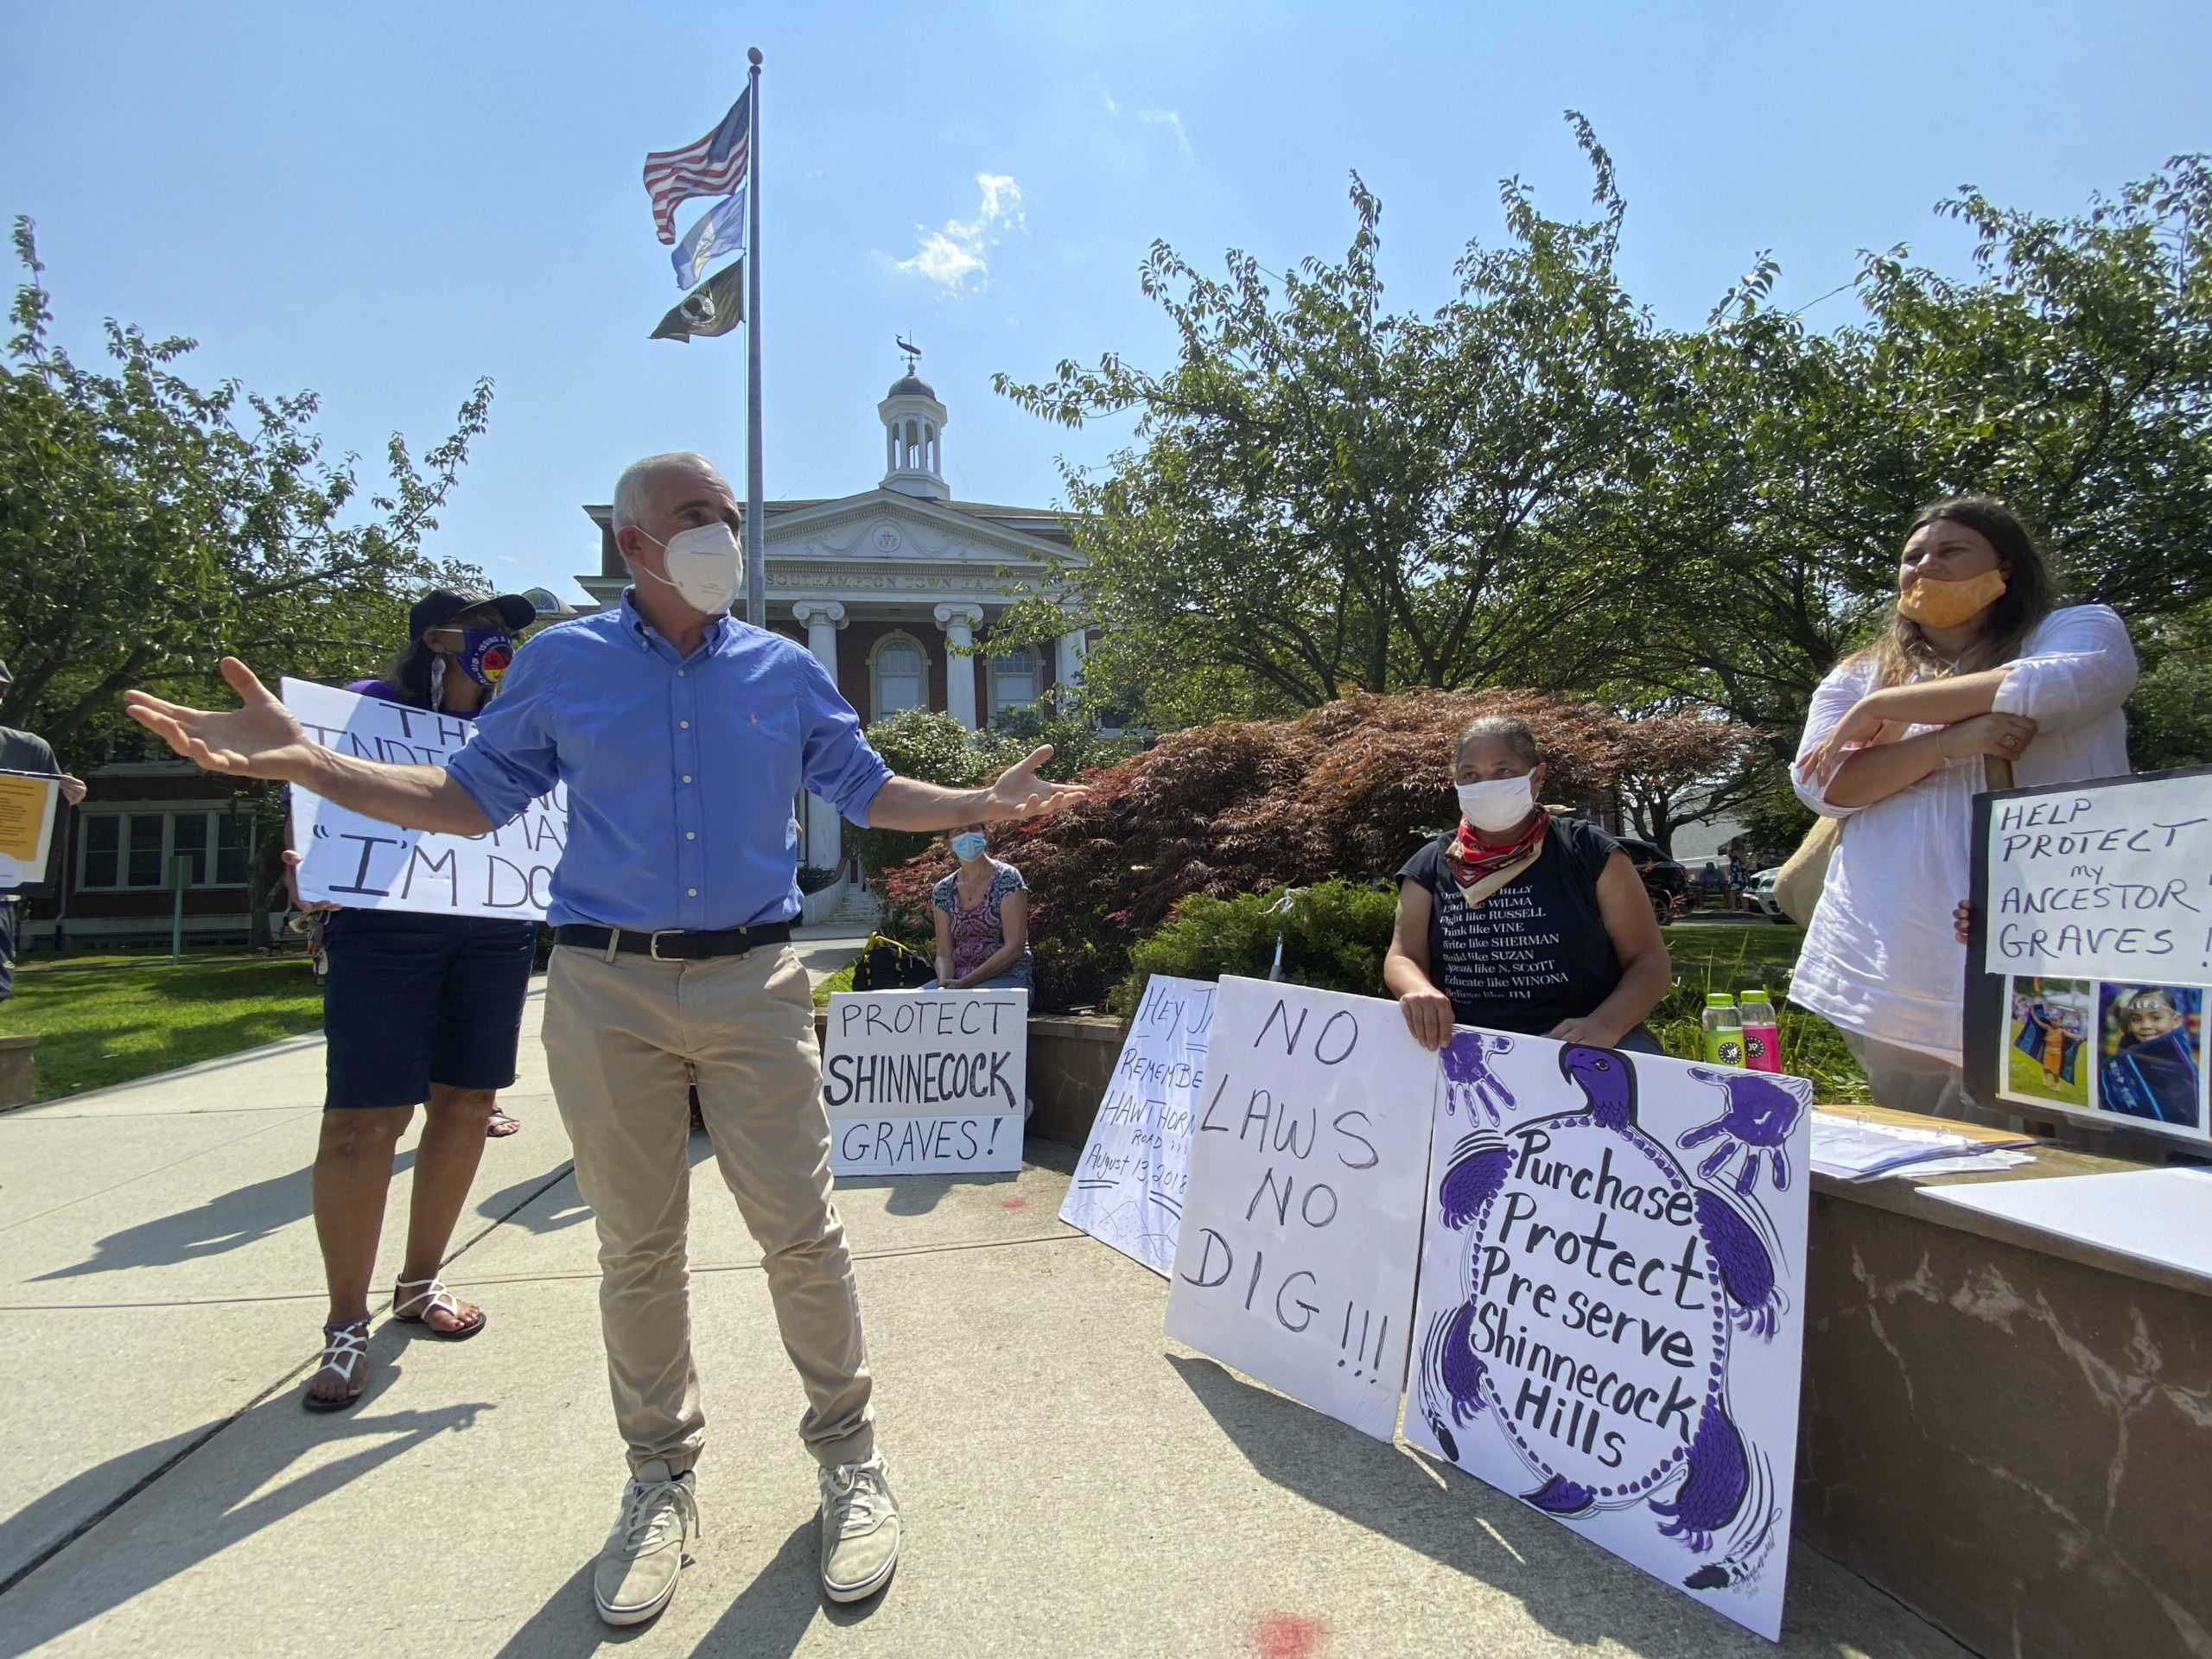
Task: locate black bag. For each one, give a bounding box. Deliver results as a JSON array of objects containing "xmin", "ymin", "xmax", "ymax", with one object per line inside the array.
[{"xmin": 849, "ymin": 931, "xmax": 935, "ymax": 992}]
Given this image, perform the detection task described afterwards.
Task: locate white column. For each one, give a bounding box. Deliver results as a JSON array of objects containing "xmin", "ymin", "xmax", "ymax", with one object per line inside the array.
[
  {"xmin": 792, "ymin": 601, "xmax": 849, "ymax": 869},
  {"xmin": 935, "ymin": 602, "xmax": 982, "ymax": 730},
  {"xmin": 1054, "ymin": 629, "xmax": 1088, "ymax": 709}
]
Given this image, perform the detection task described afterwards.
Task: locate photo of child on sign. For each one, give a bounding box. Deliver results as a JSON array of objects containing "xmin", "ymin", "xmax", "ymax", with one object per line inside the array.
[
  {"xmin": 2094, "ymin": 984, "xmax": 2205, "ymax": 1132},
  {"xmin": 2005, "ymin": 978, "xmax": 2092, "ymax": 1110}
]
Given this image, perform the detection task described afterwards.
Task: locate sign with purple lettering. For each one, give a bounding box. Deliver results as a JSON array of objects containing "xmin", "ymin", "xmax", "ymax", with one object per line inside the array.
[
  {"xmin": 1402, "ymin": 1029, "xmax": 1813, "ymax": 1642},
  {"xmin": 283, "ymin": 679, "xmax": 565, "ymax": 920},
  {"xmin": 821, "ymin": 988, "xmax": 1027, "ymax": 1176},
  {"xmin": 1165, "ymin": 978, "xmax": 1437, "ymax": 1442}
]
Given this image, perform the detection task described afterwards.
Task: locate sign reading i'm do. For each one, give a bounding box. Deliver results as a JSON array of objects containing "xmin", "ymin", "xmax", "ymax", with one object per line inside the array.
[
  {"xmin": 1164, "ymin": 977, "xmax": 1437, "ymax": 1442},
  {"xmin": 284, "ymin": 678, "xmax": 567, "ymax": 921},
  {"xmin": 821, "ymin": 988, "xmax": 1028, "ymax": 1176}
]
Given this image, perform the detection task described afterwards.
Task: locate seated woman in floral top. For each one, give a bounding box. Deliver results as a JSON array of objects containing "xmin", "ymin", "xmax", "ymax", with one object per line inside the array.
[{"xmin": 927, "ymin": 823, "xmax": 1033, "ymax": 993}]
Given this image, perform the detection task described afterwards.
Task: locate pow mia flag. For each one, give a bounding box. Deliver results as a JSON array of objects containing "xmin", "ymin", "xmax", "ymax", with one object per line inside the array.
[{"xmin": 651, "ymin": 259, "xmax": 745, "ymax": 342}]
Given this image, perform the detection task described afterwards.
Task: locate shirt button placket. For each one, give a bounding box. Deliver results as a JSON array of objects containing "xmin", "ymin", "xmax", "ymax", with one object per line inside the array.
[{"xmin": 676, "ymin": 663, "xmax": 702, "ymax": 930}]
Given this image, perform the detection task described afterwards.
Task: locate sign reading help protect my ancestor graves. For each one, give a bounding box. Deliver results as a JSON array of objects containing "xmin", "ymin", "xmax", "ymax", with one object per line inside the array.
[
  {"xmin": 1164, "ymin": 977, "xmax": 1437, "ymax": 1441},
  {"xmin": 284, "ymin": 678, "xmax": 567, "ymax": 921},
  {"xmin": 821, "ymin": 988, "xmax": 1027, "ymax": 1176},
  {"xmin": 1059, "ymin": 975, "xmax": 1213, "ymax": 1275},
  {"xmin": 1401, "ymin": 1027, "xmax": 1814, "ymax": 1642},
  {"xmin": 1968, "ymin": 765, "xmax": 2212, "ymax": 1144}
]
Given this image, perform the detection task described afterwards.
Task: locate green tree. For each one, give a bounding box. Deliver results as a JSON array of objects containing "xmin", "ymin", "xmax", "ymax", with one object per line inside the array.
[
  {"xmin": 995, "ymin": 117, "xmax": 1665, "ymax": 726},
  {"xmin": 1624, "ymin": 156, "xmax": 2212, "ymax": 757},
  {"xmin": 0, "ymin": 218, "xmax": 493, "ymax": 765}
]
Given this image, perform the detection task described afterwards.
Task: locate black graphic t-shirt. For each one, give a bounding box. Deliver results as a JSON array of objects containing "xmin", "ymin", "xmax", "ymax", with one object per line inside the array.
[{"xmin": 1397, "ymin": 817, "xmax": 1626, "ymax": 1035}]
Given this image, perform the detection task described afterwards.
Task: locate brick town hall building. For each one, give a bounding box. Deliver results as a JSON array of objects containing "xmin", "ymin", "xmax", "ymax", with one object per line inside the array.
[{"xmin": 22, "ymin": 367, "xmax": 1087, "ymax": 945}]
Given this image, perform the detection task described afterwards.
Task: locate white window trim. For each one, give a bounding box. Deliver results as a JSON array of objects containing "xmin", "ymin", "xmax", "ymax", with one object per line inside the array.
[
  {"xmin": 987, "ymin": 646, "xmax": 1039, "ymax": 721},
  {"xmin": 869, "ymin": 631, "xmax": 933, "ymax": 723},
  {"xmin": 75, "ymin": 805, "xmax": 256, "ymax": 892}
]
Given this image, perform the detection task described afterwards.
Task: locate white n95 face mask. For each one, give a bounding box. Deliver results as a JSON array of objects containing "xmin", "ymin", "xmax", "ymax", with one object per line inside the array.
[
  {"xmin": 643, "ymin": 521, "xmax": 743, "ymax": 615},
  {"xmin": 1456, "ymin": 773, "xmax": 1535, "ymax": 834}
]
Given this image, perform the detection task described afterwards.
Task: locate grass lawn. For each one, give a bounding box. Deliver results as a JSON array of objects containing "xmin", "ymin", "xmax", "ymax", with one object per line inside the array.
[
  {"xmin": 1, "ymin": 951, "xmax": 327, "ymax": 1102},
  {"xmin": 1654, "ymin": 923, "xmax": 1868, "ymax": 1101}
]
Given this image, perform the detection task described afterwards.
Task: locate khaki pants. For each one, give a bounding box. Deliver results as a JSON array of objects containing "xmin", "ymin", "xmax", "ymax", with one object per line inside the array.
[{"xmin": 544, "ymin": 942, "xmax": 874, "ymax": 1474}]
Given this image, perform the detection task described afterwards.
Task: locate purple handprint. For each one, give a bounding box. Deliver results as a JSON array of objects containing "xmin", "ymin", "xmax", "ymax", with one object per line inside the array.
[
  {"xmin": 1442, "ymin": 1031, "xmax": 1516, "ymax": 1124},
  {"xmin": 1679, "ymin": 1070, "xmax": 1812, "ymax": 1197}
]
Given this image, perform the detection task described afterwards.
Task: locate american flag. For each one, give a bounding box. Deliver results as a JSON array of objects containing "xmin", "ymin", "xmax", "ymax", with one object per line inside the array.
[{"xmin": 643, "ymin": 92, "xmax": 750, "ymax": 245}]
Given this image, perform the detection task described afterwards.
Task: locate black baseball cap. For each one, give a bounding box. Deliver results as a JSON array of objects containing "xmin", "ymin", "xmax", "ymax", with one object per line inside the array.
[{"xmin": 409, "ymin": 587, "xmax": 537, "ymax": 639}]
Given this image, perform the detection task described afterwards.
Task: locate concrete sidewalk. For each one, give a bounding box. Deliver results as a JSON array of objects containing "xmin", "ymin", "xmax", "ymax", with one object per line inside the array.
[{"xmin": 0, "ymin": 995, "xmax": 1973, "ymax": 1658}]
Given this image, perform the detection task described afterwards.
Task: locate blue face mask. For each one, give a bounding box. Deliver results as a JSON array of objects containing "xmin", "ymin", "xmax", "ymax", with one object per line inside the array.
[
  {"xmin": 453, "ymin": 628, "xmax": 516, "ymax": 690},
  {"xmin": 950, "ymin": 831, "xmax": 988, "ymax": 862}
]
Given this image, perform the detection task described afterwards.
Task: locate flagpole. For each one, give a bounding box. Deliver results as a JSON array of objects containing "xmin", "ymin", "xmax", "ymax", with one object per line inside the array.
[{"xmin": 743, "ymin": 47, "xmax": 766, "ymax": 627}]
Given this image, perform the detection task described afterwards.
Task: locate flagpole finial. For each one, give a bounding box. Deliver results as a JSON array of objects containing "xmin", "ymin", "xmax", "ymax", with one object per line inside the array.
[{"xmin": 748, "ymin": 46, "xmax": 762, "ymax": 66}]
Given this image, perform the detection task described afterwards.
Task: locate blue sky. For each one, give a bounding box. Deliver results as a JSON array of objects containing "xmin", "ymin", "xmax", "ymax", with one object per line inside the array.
[{"xmin": 3, "ymin": 2, "xmax": 2207, "ymax": 604}]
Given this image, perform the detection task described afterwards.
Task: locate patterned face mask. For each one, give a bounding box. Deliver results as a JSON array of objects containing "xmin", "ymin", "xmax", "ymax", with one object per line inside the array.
[{"xmin": 452, "ymin": 628, "xmax": 516, "ymax": 689}]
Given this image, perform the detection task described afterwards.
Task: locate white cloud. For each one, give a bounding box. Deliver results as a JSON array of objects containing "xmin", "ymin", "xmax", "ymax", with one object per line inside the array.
[
  {"xmin": 1139, "ymin": 108, "xmax": 1192, "ymax": 155},
  {"xmin": 898, "ymin": 174, "xmax": 1026, "ymax": 291}
]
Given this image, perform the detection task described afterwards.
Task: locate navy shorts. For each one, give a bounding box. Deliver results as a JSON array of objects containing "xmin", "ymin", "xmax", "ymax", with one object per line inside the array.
[{"xmin": 322, "ymin": 910, "xmax": 537, "ymax": 1109}]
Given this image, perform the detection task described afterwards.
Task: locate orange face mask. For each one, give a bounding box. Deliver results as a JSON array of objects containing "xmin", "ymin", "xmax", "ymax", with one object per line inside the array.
[{"xmin": 1897, "ymin": 568, "xmax": 2006, "ymax": 629}]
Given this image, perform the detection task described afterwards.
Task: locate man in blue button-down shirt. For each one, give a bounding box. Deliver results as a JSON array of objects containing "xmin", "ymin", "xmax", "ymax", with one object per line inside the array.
[{"xmin": 125, "ymin": 452, "xmax": 1086, "ymax": 1628}]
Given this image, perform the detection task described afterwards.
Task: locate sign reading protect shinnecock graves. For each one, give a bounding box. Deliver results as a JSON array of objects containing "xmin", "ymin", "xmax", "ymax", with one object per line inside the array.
[
  {"xmin": 1401, "ymin": 1027, "xmax": 1814, "ymax": 1642},
  {"xmin": 284, "ymin": 678, "xmax": 567, "ymax": 921},
  {"xmin": 1164, "ymin": 977, "xmax": 1437, "ymax": 1441},
  {"xmin": 1060, "ymin": 975, "xmax": 1213, "ymax": 1275},
  {"xmin": 821, "ymin": 988, "xmax": 1027, "ymax": 1176}
]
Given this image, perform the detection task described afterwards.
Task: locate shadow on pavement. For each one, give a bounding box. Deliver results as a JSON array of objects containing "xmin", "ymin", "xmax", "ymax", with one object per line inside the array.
[
  {"xmin": 489, "ymin": 1518, "xmax": 840, "ymax": 1659},
  {"xmin": 0, "ymin": 1386, "xmax": 492, "ymax": 1658},
  {"xmin": 1167, "ymin": 1353, "xmax": 1835, "ymax": 1658},
  {"xmin": 29, "ymin": 1152, "xmax": 414, "ymax": 1281},
  {"xmin": 474, "ymin": 1164, "xmax": 591, "ymax": 1234}
]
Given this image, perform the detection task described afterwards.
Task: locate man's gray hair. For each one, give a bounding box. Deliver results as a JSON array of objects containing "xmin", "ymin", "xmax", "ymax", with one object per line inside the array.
[
  {"xmin": 1453, "ymin": 714, "xmax": 1541, "ymax": 767},
  {"xmin": 611, "ymin": 452, "xmax": 728, "ymax": 536}
]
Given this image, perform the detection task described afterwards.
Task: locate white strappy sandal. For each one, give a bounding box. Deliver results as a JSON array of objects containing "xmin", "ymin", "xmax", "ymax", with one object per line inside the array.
[
  {"xmin": 304, "ymin": 1316, "xmax": 371, "ymax": 1413},
  {"xmin": 391, "ymin": 1275, "xmax": 488, "ymax": 1341}
]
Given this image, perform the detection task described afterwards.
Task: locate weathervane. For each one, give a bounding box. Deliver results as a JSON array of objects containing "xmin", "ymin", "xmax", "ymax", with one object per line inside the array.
[{"xmin": 896, "ymin": 334, "xmax": 920, "ymax": 376}]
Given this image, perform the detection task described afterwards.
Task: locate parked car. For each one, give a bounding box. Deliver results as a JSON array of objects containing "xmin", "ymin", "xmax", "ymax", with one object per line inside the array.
[
  {"xmin": 1745, "ymin": 867, "xmax": 1789, "ymax": 921},
  {"xmin": 1614, "ymin": 837, "xmax": 1689, "ymax": 925}
]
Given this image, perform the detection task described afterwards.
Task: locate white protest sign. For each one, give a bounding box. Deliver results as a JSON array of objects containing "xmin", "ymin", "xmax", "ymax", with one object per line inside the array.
[
  {"xmin": 283, "ymin": 678, "xmax": 566, "ymax": 921},
  {"xmin": 1982, "ymin": 771, "xmax": 2212, "ymax": 982},
  {"xmin": 820, "ymin": 988, "xmax": 1027, "ymax": 1176},
  {"xmin": 1402, "ymin": 1027, "xmax": 1813, "ymax": 1643},
  {"xmin": 1163, "ymin": 977, "xmax": 1435, "ymax": 1441},
  {"xmin": 1060, "ymin": 975, "xmax": 1213, "ymax": 1276}
]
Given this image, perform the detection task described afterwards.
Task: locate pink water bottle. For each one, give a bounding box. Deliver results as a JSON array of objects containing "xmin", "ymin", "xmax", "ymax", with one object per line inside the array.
[{"xmin": 1738, "ymin": 987, "xmax": 1782, "ymax": 1074}]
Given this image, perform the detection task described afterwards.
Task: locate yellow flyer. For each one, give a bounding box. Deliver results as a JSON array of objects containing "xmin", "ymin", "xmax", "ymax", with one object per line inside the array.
[{"xmin": 0, "ymin": 770, "xmax": 60, "ymax": 887}]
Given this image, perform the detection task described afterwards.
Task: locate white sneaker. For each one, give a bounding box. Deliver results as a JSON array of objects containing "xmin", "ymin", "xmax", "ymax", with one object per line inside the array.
[
  {"xmin": 593, "ymin": 1459, "xmax": 698, "ymax": 1626},
  {"xmin": 818, "ymin": 1453, "xmax": 900, "ymax": 1602}
]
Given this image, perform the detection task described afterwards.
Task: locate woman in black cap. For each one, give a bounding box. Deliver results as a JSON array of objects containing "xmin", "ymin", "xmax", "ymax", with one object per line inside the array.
[{"xmin": 291, "ymin": 587, "xmax": 543, "ymax": 1411}]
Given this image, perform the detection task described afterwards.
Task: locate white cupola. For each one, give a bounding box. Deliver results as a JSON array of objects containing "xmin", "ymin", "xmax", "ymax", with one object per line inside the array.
[{"xmin": 878, "ymin": 367, "xmax": 950, "ymax": 501}]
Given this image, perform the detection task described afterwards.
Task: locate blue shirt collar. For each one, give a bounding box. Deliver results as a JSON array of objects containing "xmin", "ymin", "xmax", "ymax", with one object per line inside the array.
[{"xmin": 617, "ymin": 588, "xmax": 729, "ymax": 663}]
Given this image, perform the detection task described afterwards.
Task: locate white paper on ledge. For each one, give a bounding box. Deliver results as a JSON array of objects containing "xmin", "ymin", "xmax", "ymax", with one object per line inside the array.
[{"xmin": 1921, "ymin": 1166, "xmax": 2212, "ymax": 1278}]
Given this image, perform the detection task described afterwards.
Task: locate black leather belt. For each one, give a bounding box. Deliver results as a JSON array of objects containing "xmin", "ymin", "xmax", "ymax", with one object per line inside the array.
[{"xmin": 553, "ymin": 922, "xmax": 792, "ymax": 960}]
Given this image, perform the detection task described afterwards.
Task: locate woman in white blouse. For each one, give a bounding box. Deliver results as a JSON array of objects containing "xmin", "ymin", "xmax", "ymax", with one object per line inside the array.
[{"xmin": 1791, "ymin": 497, "xmax": 2137, "ymax": 1117}]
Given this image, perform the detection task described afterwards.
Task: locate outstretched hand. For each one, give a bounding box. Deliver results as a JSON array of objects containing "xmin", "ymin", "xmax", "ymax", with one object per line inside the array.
[
  {"xmin": 124, "ymin": 658, "xmax": 322, "ymax": 782},
  {"xmin": 982, "ymin": 746, "xmax": 1091, "ymax": 823}
]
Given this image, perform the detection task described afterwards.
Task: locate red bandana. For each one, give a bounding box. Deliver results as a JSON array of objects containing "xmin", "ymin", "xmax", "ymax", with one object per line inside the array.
[{"xmin": 1441, "ymin": 810, "xmax": 1550, "ymax": 892}]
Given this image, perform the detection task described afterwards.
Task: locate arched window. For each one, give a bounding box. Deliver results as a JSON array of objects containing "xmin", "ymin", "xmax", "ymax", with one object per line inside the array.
[
  {"xmin": 872, "ymin": 633, "xmax": 928, "ymax": 721},
  {"xmin": 988, "ymin": 646, "xmax": 1037, "ymax": 719}
]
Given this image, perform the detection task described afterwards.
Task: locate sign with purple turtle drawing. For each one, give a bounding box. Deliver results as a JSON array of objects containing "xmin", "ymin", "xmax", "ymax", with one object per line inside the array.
[{"xmin": 1402, "ymin": 1027, "xmax": 1813, "ymax": 1641}]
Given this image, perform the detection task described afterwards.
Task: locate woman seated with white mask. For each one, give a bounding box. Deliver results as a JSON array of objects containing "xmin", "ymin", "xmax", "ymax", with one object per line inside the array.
[
  {"xmin": 1385, "ymin": 716, "xmax": 1672, "ymax": 1054},
  {"xmin": 925, "ymin": 823, "xmax": 1034, "ymax": 994}
]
